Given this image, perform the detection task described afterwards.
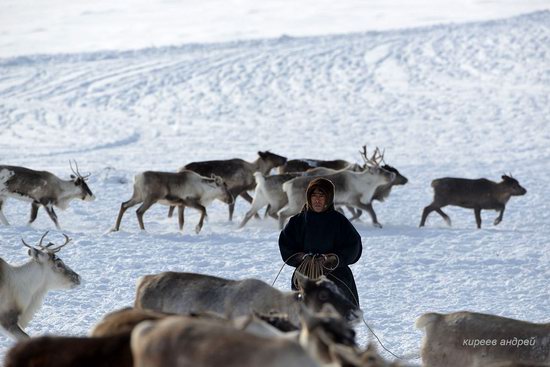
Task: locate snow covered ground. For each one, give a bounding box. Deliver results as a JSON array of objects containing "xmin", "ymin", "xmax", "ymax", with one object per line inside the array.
[{"xmin": 0, "ymin": 2, "xmax": 549, "ymax": 364}]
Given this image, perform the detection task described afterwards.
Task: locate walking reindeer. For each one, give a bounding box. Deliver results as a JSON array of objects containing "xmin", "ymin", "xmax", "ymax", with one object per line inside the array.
[{"xmin": 0, "ymin": 161, "xmax": 95, "ymax": 229}]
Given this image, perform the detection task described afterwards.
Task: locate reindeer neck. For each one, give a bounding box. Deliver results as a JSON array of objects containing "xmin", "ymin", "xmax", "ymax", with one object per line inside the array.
[{"xmin": 251, "ymin": 158, "xmax": 272, "ymax": 175}]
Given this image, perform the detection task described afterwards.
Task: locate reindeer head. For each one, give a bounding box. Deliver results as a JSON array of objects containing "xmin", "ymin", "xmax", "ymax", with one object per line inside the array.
[
  {"xmin": 210, "ymin": 174, "xmax": 234, "ymax": 204},
  {"xmin": 258, "ymin": 151, "xmax": 288, "ymax": 173},
  {"xmin": 21, "ymin": 232, "xmax": 81, "ymax": 289},
  {"xmin": 360, "ymin": 146, "xmax": 396, "ymax": 184},
  {"xmin": 70, "ymin": 160, "xmax": 95, "ymax": 202},
  {"xmin": 501, "ymin": 174, "xmax": 527, "ymax": 196},
  {"xmin": 295, "ymin": 273, "xmax": 363, "ymax": 325}
]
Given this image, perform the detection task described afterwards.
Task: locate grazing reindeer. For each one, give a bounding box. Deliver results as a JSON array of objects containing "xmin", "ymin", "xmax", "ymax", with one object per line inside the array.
[
  {"xmin": 0, "ymin": 232, "xmax": 80, "ymax": 340},
  {"xmin": 419, "ymin": 175, "xmax": 527, "ymax": 228},
  {"xmin": 114, "ymin": 170, "xmax": 233, "ymax": 233},
  {"xmin": 416, "ymin": 311, "xmax": 550, "ymax": 367},
  {"xmin": 168, "ymin": 151, "xmax": 287, "ymax": 221},
  {"xmin": 0, "ymin": 162, "xmax": 95, "ymax": 229}
]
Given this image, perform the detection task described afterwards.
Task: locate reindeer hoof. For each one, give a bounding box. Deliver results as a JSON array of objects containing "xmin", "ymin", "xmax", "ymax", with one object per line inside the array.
[
  {"xmin": 373, "ymin": 222, "xmax": 383, "ymax": 228},
  {"xmin": 445, "ymin": 219, "xmax": 452, "ymax": 226},
  {"xmin": 494, "ymin": 218, "xmax": 501, "ymax": 225},
  {"xmin": 195, "ymin": 225, "xmax": 201, "ymax": 234}
]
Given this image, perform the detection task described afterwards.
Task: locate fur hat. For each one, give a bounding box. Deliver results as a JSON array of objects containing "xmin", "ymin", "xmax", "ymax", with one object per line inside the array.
[{"xmin": 305, "ymin": 178, "xmax": 335, "ymax": 211}]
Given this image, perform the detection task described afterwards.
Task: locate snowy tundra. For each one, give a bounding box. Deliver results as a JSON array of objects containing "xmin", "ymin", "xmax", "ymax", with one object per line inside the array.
[{"xmin": 0, "ymin": 8, "xmax": 549, "ymax": 364}]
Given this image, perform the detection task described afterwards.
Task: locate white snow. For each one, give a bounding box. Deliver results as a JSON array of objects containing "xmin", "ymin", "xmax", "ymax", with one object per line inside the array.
[{"xmin": 0, "ymin": 1, "xmax": 549, "ymax": 364}]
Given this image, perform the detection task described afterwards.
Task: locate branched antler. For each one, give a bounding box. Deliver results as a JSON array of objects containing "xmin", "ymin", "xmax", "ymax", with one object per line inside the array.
[
  {"xmin": 69, "ymin": 160, "xmax": 91, "ymax": 180},
  {"xmin": 21, "ymin": 232, "xmax": 72, "ymax": 253},
  {"xmin": 359, "ymin": 145, "xmax": 385, "ymax": 167}
]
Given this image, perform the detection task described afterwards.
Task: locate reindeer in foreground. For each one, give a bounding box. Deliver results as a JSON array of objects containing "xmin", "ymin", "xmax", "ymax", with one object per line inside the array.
[
  {"xmin": 419, "ymin": 175, "xmax": 526, "ymax": 228},
  {"xmin": 416, "ymin": 311, "xmax": 550, "ymax": 367},
  {"xmin": 114, "ymin": 170, "xmax": 233, "ymax": 233},
  {"xmin": 169, "ymin": 151, "xmax": 287, "ymax": 221},
  {"xmin": 0, "ymin": 162, "xmax": 95, "ymax": 229},
  {"xmin": 0, "ymin": 232, "xmax": 80, "ymax": 340},
  {"xmin": 134, "ymin": 272, "xmax": 362, "ymax": 327}
]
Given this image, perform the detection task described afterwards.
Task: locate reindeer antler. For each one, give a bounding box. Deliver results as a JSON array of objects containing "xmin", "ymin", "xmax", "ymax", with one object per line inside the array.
[
  {"xmin": 21, "ymin": 232, "xmax": 71, "ymax": 253},
  {"xmin": 46, "ymin": 234, "xmax": 72, "ymax": 253},
  {"xmin": 359, "ymin": 145, "xmax": 385, "ymax": 167},
  {"xmin": 69, "ymin": 160, "xmax": 91, "ymax": 180}
]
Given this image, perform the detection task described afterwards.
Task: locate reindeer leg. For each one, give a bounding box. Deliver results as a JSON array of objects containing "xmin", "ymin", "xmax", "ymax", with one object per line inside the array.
[
  {"xmin": 494, "ymin": 205, "xmax": 505, "ymax": 225},
  {"xmin": 136, "ymin": 199, "xmax": 156, "ymax": 231},
  {"xmin": 193, "ymin": 204, "xmax": 207, "ymax": 234},
  {"xmin": 28, "ymin": 202, "xmax": 40, "ymax": 224},
  {"xmin": 354, "ymin": 202, "xmax": 382, "ymax": 228},
  {"xmin": 420, "ymin": 204, "xmax": 436, "ymax": 227},
  {"xmin": 474, "ymin": 207, "xmax": 482, "ymax": 229},
  {"xmin": 43, "ymin": 203, "xmax": 60, "ymax": 229},
  {"xmin": 114, "ymin": 198, "xmax": 141, "ymax": 231},
  {"xmin": 0, "ymin": 310, "xmax": 29, "ymax": 340},
  {"xmin": 167, "ymin": 205, "xmax": 176, "ymax": 218},
  {"xmin": 435, "ymin": 208, "xmax": 451, "ymax": 226},
  {"xmin": 178, "ymin": 205, "xmax": 185, "ymax": 231},
  {"xmin": 240, "ymin": 192, "xmax": 260, "ymax": 219},
  {"xmin": 0, "ymin": 199, "xmax": 9, "ymax": 225}
]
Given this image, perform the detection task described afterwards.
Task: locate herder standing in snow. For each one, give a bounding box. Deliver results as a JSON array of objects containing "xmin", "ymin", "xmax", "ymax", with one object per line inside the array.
[{"xmin": 278, "ymin": 177, "xmax": 363, "ymax": 306}]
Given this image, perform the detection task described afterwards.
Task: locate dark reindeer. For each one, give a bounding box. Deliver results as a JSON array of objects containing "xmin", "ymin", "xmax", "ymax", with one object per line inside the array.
[
  {"xmin": 279, "ymin": 158, "xmax": 352, "ymax": 174},
  {"xmin": 168, "ymin": 151, "xmax": 287, "ymax": 221},
  {"xmin": 419, "ymin": 175, "xmax": 526, "ymax": 229},
  {"xmin": 0, "ymin": 162, "xmax": 95, "ymax": 229}
]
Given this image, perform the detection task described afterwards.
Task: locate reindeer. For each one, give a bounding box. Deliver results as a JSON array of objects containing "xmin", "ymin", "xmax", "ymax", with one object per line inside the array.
[
  {"xmin": 0, "ymin": 232, "xmax": 80, "ymax": 340},
  {"xmin": 278, "ymin": 158, "xmax": 395, "ymax": 229},
  {"xmin": 419, "ymin": 175, "xmax": 527, "ymax": 228},
  {"xmin": 0, "ymin": 162, "xmax": 95, "ymax": 229},
  {"xmin": 4, "ymin": 333, "xmax": 133, "ymax": 367},
  {"xmin": 168, "ymin": 151, "xmax": 287, "ymax": 221},
  {"xmin": 279, "ymin": 158, "xmax": 352, "ymax": 174},
  {"xmin": 345, "ymin": 146, "xmax": 408, "ymax": 227},
  {"xmin": 416, "ymin": 311, "xmax": 550, "ymax": 367},
  {"xmin": 131, "ymin": 315, "xmax": 321, "ymax": 367},
  {"xmin": 113, "ymin": 170, "xmax": 233, "ymax": 233},
  {"xmin": 134, "ymin": 272, "xmax": 362, "ymax": 328},
  {"xmin": 239, "ymin": 172, "xmax": 301, "ymax": 228}
]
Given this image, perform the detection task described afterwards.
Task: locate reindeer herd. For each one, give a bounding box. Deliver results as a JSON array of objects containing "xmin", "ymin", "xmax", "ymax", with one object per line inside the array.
[
  {"xmin": 0, "ymin": 145, "xmax": 527, "ymax": 232},
  {"xmin": 0, "ymin": 147, "xmax": 542, "ymax": 367}
]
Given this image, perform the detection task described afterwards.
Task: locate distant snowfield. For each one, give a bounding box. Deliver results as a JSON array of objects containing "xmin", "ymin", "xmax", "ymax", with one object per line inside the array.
[
  {"xmin": 0, "ymin": 8, "xmax": 549, "ymax": 365},
  {"xmin": 0, "ymin": 0, "xmax": 549, "ymax": 57}
]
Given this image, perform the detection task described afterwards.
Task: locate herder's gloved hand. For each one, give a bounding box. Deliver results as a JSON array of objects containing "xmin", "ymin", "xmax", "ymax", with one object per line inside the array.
[
  {"xmin": 323, "ymin": 253, "xmax": 339, "ymax": 270},
  {"xmin": 286, "ymin": 252, "xmax": 306, "ymax": 267}
]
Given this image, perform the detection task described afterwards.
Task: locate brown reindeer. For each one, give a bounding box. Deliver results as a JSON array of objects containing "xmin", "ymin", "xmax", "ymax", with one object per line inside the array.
[{"xmin": 419, "ymin": 175, "xmax": 526, "ymax": 228}]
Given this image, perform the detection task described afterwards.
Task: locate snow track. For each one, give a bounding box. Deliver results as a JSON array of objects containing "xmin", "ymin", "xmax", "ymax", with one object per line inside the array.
[{"xmin": 0, "ymin": 11, "xmax": 549, "ymax": 363}]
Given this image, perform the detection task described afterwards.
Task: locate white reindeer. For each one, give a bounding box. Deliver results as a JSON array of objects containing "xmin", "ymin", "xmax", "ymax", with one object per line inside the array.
[{"xmin": 0, "ymin": 232, "xmax": 80, "ymax": 340}]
